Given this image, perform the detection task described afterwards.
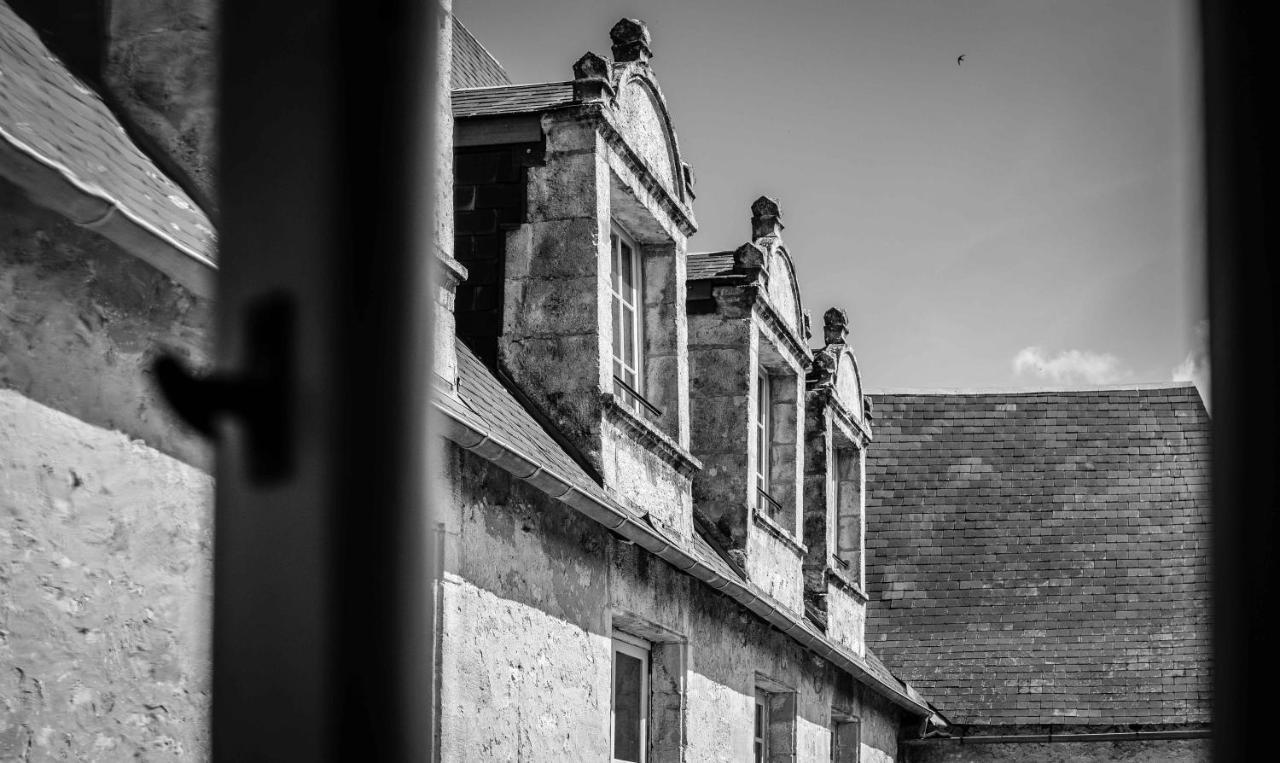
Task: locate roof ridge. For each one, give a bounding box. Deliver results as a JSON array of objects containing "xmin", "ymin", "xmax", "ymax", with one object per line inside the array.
[{"xmin": 866, "ymin": 381, "xmax": 1198, "ymax": 396}]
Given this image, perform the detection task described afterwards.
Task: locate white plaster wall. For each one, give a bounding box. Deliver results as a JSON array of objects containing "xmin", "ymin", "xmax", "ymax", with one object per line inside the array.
[
  {"xmin": 437, "ymin": 574, "xmax": 612, "ymax": 762},
  {"xmin": 826, "ymin": 586, "xmax": 867, "ymax": 657},
  {"xmin": 685, "ymin": 673, "xmax": 752, "ymax": 762},
  {"xmin": 0, "ymin": 390, "xmax": 213, "ymax": 759}
]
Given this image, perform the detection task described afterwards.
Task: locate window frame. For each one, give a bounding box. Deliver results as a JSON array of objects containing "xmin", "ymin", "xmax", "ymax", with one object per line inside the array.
[
  {"xmin": 754, "ymin": 688, "xmax": 770, "ymax": 763},
  {"xmin": 833, "ymin": 442, "xmax": 864, "ymax": 587},
  {"xmin": 756, "ymin": 366, "xmax": 772, "ymax": 501},
  {"xmin": 612, "ymin": 631, "xmax": 651, "ymax": 763},
  {"xmin": 610, "ymin": 221, "xmax": 645, "ymax": 414}
]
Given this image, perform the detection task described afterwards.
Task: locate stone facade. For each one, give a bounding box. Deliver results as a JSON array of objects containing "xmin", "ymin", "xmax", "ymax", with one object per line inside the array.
[{"xmin": 0, "ymin": 2, "xmax": 1212, "ymax": 761}]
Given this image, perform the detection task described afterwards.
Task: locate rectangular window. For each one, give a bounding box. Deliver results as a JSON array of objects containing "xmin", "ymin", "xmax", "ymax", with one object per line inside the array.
[
  {"xmin": 612, "ymin": 632, "xmax": 650, "ymax": 763},
  {"xmin": 754, "ymin": 689, "xmax": 770, "ymax": 762},
  {"xmin": 830, "ymin": 717, "xmax": 860, "ymax": 763},
  {"xmin": 834, "ymin": 446, "xmax": 863, "ymax": 585},
  {"xmin": 611, "ymin": 223, "xmax": 644, "ymax": 414},
  {"xmin": 754, "ymin": 682, "xmax": 796, "ymax": 762},
  {"xmin": 756, "ymin": 368, "xmax": 772, "ymax": 504}
]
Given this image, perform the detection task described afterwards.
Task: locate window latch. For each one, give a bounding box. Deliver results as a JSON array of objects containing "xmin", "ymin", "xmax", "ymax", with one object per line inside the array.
[{"xmin": 153, "ymin": 291, "xmax": 295, "ymax": 485}]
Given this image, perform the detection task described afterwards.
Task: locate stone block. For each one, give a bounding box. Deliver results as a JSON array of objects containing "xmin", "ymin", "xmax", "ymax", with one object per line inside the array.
[
  {"xmin": 528, "ymin": 152, "xmax": 602, "ymax": 222},
  {"xmin": 688, "ymin": 348, "xmax": 751, "ymax": 397},
  {"xmin": 505, "ymin": 276, "xmax": 601, "ymax": 336},
  {"xmin": 506, "ymin": 218, "xmax": 603, "ymax": 280}
]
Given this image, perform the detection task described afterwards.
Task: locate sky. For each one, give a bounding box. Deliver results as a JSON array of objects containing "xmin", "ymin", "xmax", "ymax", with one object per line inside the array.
[{"xmin": 456, "ymin": 0, "xmax": 1206, "ymax": 394}]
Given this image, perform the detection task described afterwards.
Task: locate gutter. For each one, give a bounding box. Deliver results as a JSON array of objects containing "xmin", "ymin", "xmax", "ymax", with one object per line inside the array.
[
  {"xmin": 0, "ymin": 126, "xmax": 216, "ymax": 297},
  {"xmin": 433, "ymin": 394, "xmax": 935, "ymax": 719},
  {"xmin": 905, "ymin": 728, "xmax": 1210, "ymax": 745}
]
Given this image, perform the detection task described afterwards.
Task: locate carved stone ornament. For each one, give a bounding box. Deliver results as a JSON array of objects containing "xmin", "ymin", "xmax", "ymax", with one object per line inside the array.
[
  {"xmin": 823, "ymin": 306, "xmax": 848, "ymax": 346},
  {"xmin": 610, "ymin": 18, "xmax": 653, "ymax": 63}
]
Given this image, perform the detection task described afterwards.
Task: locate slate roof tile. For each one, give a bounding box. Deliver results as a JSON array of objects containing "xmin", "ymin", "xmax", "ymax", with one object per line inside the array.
[
  {"xmin": 451, "ymin": 17, "xmax": 512, "ymax": 89},
  {"xmin": 0, "ymin": 2, "xmax": 215, "ymax": 263},
  {"xmin": 864, "ymin": 385, "xmax": 1211, "ymax": 726},
  {"xmin": 686, "ymin": 251, "xmax": 735, "ymax": 280},
  {"xmin": 452, "ymin": 82, "xmax": 576, "ymax": 119}
]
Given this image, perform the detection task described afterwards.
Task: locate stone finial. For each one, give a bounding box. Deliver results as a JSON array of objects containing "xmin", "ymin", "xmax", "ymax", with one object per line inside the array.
[
  {"xmin": 610, "ymin": 19, "xmax": 653, "ymax": 63},
  {"xmin": 751, "ymin": 196, "xmax": 784, "ymax": 240},
  {"xmin": 572, "ymin": 51, "xmax": 614, "ymax": 101},
  {"xmin": 733, "ymin": 241, "xmax": 767, "ymax": 274},
  {"xmin": 823, "ymin": 307, "xmax": 848, "ymax": 345},
  {"xmin": 573, "ymin": 51, "xmax": 610, "ymax": 81},
  {"xmin": 810, "ymin": 348, "xmax": 838, "ymax": 387},
  {"xmin": 803, "ymin": 310, "xmax": 812, "ymax": 340}
]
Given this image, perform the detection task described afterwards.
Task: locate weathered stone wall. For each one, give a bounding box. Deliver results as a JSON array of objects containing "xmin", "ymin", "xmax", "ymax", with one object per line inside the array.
[
  {"xmin": 0, "ymin": 390, "xmax": 213, "ymax": 760},
  {"xmin": 498, "ymin": 115, "xmax": 609, "ymax": 462},
  {"xmin": 105, "ymin": 0, "xmax": 218, "ymax": 212},
  {"xmin": 903, "ymin": 738, "xmax": 1209, "ymax": 763},
  {"xmin": 687, "ymin": 299, "xmax": 753, "ymax": 547},
  {"xmin": 439, "ymin": 443, "xmax": 907, "ymax": 761},
  {"xmin": 601, "ymin": 420, "xmax": 693, "ymax": 537},
  {"xmin": 0, "ymin": 179, "xmax": 213, "ymax": 471}
]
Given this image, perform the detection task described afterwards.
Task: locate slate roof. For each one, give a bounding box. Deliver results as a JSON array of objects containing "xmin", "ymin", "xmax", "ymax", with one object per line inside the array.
[
  {"xmin": 686, "ymin": 251, "xmax": 735, "ymax": 280},
  {"xmin": 451, "ymin": 17, "xmax": 512, "ymax": 90},
  {"xmin": 441, "ymin": 342, "xmax": 610, "ymax": 504},
  {"xmin": 863, "ymin": 384, "xmax": 1211, "ymax": 727},
  {"xmin": 0, "ymin": 1, "xmax": 215, "ymax": 264},
  {"xmin": 452, "ymin": 82, "xmax": 576, "ymax": 119}
]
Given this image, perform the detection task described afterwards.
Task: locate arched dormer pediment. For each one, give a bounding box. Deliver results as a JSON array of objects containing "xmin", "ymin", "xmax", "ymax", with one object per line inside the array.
[
  {"xmin": 742, "ymin": 197, "xmax": 806, "ymax": 344},
  {"xmin": 572, "ymin": 19, "xmax": 693, "ymax": 206},
  {"xmin": 612, "ymin": 74, "xmax": 682, "ymax": 201},
  {"xmin": 808, "ymin": 307, "xmax": 867, "ymax": 426},
  {"xmin": 762, "ymin": 242, "xmax": 806, "ymax": 344}
]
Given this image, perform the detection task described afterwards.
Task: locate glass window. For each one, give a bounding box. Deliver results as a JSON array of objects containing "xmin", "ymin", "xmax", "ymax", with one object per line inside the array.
[
  {"xmin": 834, "ymin": 446, "xmax": 863, "ymax": 584},
  {"xmin": 756, "ymin": 368, "xmax": 771, "ymax": 499},
  {"xmin": 754, "ymin": 689, "xmax": 770, "ymax": 762},
  {"xmin": 612, "ymin": 633, "xmax": 649, "ymax": 763},
  {"xmin": 611, "ymin": 224, "xmax": 643, "ymax": 413}
]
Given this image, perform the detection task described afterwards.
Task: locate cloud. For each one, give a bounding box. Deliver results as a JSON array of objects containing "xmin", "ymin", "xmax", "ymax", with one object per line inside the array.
[
  {"xmin": 1012, "ymin": 346, "xmax": 1128, "ymax": 385},
  {"xmin": 1172, "ymin": 320, "xmax": 1211, "ymax": 412}
]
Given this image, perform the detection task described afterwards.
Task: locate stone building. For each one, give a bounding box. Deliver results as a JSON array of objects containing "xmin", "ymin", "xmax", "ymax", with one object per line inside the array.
[{"xmin": 0, "ymin": 2, "xmax": 1211, "ymax": 761}]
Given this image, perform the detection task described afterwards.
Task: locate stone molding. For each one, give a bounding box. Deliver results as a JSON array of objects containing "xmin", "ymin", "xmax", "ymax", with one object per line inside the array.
[
  {"xmin": 825, "ymin": 564, "xmax": 868, "ymax": 602},
  {"xmin": 602, "ymin": 392, "xmax": 702, "ymax": 477},
  {"xmin": 752, "ymin": 506, "xmax": 808, "ymax": 556}
]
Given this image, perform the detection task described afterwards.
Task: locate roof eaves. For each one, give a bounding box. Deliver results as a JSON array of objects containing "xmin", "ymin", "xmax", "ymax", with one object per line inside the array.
[{"xmin": 436, "ymin": 361, "xmax": 933, "ymax": 718}]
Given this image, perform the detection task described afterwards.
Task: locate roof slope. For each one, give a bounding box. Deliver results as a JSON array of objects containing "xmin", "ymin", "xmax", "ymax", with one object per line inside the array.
[
  {"xmin": 452, "ymin": 82, "xmax": 576, "ymax": 119},
  {"xmin": 0, "ymin": 1, "xmax": 214, "ymax": 264},
  {"xmin": 436, "ymin": 342, "xmax": 933, "ymax": 716},
  {"xmin": 451, "ymin": 17, "xmax": 512, "ymax": 89},
  {"xmin": 864, "ymin": 385, "xmax": 1211, "ymax": 727}
]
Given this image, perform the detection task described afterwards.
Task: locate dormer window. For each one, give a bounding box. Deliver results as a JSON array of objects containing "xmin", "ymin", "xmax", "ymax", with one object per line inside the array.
[
  {"xmin": 833, "ymin": 444, "xmax": 864, "ymax": 588},
  {"xmin": 756, "ymin": 367, "xmax": 772, "ymax": 501},
  {"xmin": 611, "ymin": 222, "xmax": 644, "ymax": 415}
]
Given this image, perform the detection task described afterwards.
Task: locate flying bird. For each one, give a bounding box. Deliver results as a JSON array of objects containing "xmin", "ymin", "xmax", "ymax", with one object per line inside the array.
[{"xmin": 957, "ymin": 54, "xmax": 966, "ymax": 65}]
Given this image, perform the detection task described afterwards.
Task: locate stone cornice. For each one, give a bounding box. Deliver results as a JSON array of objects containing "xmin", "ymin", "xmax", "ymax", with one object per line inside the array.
[
  {"xmin": 752, "ymin": 507, "xmax": 808, "ymax": 556},
  {"xmin": 826, "ymin": 564, "xmax": 868, "ymax": 602},
  {"xmin": 809, "ymin": 386, "xmax": 873, "ymax": 444},
  {"xmin": 548, "ymin": 104, "xmax": 697, "ymax": 238},
  {"xmin": 602, "ymin": 392, "xmax": 702, "ymax": 477}
]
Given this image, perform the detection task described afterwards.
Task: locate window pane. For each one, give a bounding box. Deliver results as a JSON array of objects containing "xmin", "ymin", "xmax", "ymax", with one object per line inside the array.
[
  {"xmin": 611, "ymin": 233, "xmax": 621, "ymax": 293},
  {"xmin": 613, "ymin": 651, "xmax": 643, "ymax": 761},
  {"xmin": 620, "ymin": 240, "xmax": 634, "ymax": 294},
  {"xmin": 622, "ymin": 307, "xmax": 635, "ymax": 367},
  {"xmin": 612, "ymin": 296, "xmax": 623, "ymax": 361}
]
